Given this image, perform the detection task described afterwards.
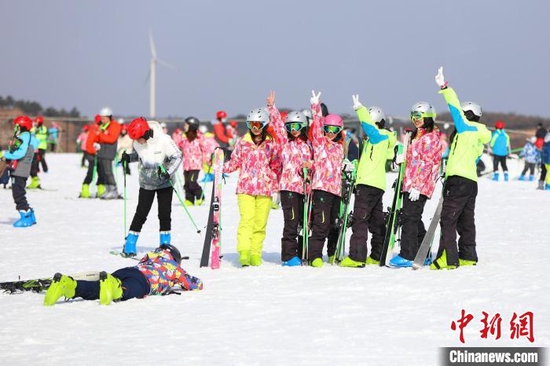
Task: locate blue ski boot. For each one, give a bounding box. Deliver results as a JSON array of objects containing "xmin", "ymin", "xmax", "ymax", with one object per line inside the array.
[
  {"xmin": 160, "ymin": 231, "xmax": 171, "ymax": 245},
  {"xmin": 388, "ymin": 255, "xmax": 412, "ymax": 268},
  {"xmin": 123, "ymin": 231, "xmax": 139, "ymax": 256},
  {"xmin": 492, "ymin": 172, "xmax": 499, "ymax": 181},
  {"xmin": 504, "ymin": 172, "xmax": 509, "ymax": 181},
  {"xmin": 282, "ymin": 256, "xmax": 301, "ymax": 267},
  {"xmin": 13, "ymin": 209, "xmax": 36, "ymax": 227},
  {"xmin": 518, "ymin": 175, "xmax": 525, "ymax": 181}
]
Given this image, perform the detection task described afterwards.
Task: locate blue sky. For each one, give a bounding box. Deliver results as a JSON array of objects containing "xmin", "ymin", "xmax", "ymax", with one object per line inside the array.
[{"xmin": 1, "ymin": 0, "xmax": 548, "ymax": 120}]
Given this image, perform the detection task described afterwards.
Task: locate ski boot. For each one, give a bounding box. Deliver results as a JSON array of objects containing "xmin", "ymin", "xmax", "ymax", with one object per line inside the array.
[
  {"xmin": 310, "ymin": 258, "xmax": 323, "ymax": 268},
  {"xmin": 459, "ymin": 259, "xmax": 477, "ymax": 266},
  {"xmin": 504, "ymin": 172, "xmax": 509, "ymax": 181},
  {"xmin": 43, "ymin": 273, "xmax": 76, "ymax": 306},
  {"xmin": 365, "ymin": 256, "xmax": 380, "ymax": 265},
  {"xmin": 529, "ymin": 175, "xmax": 534, "ymax": 181},
  {"xmin": 388, "ymin": 255, "xmax": 413, "ymax": 268},
  {"xmin": 97, "ymin": 184, "xmax": 106, "ymax": 197},
  {"xmin": 328, "ymin": 255, "xmax": 336, "ymax": 265},
  {"xmin": 239, "ymin": 250, "xmax": 251, "ymax": 267},
  {"xmin": 195, "ymin": 198, "xmax": 204, "ymax": 206},
  {"xmin": 184, "ymin": 200, "xmax": 194, "ymax": 206},
  {"xmin": 250, "ymin": 254, "xmax": 262, "ymax": 267},
  {"xmin": 340, "ymin": 256, "xmax": 366, "ymax": 268},
  {"xmin": 99, "ymin": 271, "xmax": 123, "ymax": 306},
  {"xmin": 100, "ymin": 185, "xmax": 120, "ymax": 200},
  {"xmin": 537, "ymin": 181, "xmax": 545, "ymax": 190},
  {"xmin": 518, "ymin": 175, "xmax": 525, "ymax": 181},
  {"xmin": 123, "ymin": 231, "xmax": 139, "ymax": 257},
  {"xmin": 430, "ymin": 250, "xmax": 457, "ymax": 270},
  {"xmin": 160, "ymin": 231, "xmax": 171, "ymax": 245},
  {"xmin": 13, "ymin": 209, "xmax": 36, "ymax": 227},
  {"xmin": 492, "ymin": 172, "xmax": 499, "ymax": 181},
  {"xmin": 28, "ymin": 176, "xmax": 41, "ymax": 189},
  {"xmin": 79, "ymin": 184, "xmax": 91, "ymax": 198},
  {"xmin": 282, "ymin": 256, "xmax": 301, "ymax": 267}
]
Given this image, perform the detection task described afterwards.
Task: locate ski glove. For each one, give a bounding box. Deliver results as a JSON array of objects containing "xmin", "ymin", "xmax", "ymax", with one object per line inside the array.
[
  {"xmin": 120, "ymin": 151, "xmax": 130, "ymax": 165},
  {"xmin": 93, "ymin": 143, "xmax": 101, "ymax": 151},
  {"xmin": 310, "ymin": 90, "xmax": 321, "ymax": 105},
  {"xmin": 157, "ymin": 166, "xmax": 170, "ymax": 180},
  {"xmin": 435, "ymin": 66, "xmax": 447, "ymax": 89},
  {"xmin": 409, "ymin": 188, "xmax": 421, "ymax": 202},
  {"xmin": 352, "ymin": 94, "xmax": 363, "ymax": 111}
]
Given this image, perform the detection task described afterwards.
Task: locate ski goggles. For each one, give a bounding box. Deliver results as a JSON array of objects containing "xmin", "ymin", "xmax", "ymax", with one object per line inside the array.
[
  {"xmin": 285, "ymin": 122, "xmax": 305, "ymax": 132},
  {"xmin": 324, "ymin": 125, "xmax": 342, "ymax": 134},
  {"xmin": 410, "ymin": 111, "xmax": 424, "ymax": 121},
  {"xmin": 246, "ymin": 121, "xmax": 264, "ymax": 130}
]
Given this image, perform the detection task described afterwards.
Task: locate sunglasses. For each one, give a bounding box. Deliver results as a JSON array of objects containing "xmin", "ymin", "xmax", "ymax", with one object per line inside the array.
[
  {"xmin": 285, "ymin": 122, "xmax": 305, "ymax": 132},
  {"xmin": 246, "ymin": 121, "xmax": 264, "ymax": 129},
  {"xmin": 324, "ymin": 125, "xmax": 342, "ymax": 134},
  {"xmin": 410, "ymin": 111, "xmax": 424, "ymax": 121}
]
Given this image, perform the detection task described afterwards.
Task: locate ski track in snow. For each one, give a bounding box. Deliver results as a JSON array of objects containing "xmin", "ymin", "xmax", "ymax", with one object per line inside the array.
[{"xmin": 0, "ymin": 154, "xmax": 549, "ymax": 366}]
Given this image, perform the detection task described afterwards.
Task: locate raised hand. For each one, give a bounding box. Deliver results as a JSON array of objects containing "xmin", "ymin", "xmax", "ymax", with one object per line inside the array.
[
  {"xmin": 352, "ymin": 94, "xmax": 363, "ymax": 110},
  {"xmin": 267, "ymin": 90, "xmax": 276, "ymax": 108},
  {"xmin": 435, "ymin": 67, "xmax": 447, "ymax": 88},
  {"xmin": 310, "ymin": 90, "xmax": 321, "ymax": 105}
]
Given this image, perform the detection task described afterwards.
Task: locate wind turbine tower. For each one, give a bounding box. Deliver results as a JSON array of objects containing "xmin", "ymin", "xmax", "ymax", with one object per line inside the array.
[{"xmin": 148, "ymin": 29, "xmax": 173, "ymax": 119}]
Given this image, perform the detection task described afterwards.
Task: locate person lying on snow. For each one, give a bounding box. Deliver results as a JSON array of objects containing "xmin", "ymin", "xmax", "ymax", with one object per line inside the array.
[{"xmin": 43, "ymin": 244, "xmax": 203, "ymax": 306}]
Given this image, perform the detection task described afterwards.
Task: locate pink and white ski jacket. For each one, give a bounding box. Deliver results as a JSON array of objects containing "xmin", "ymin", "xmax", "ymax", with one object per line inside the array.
[
  {"xmin": 268, "ymin": 105, "xmax": 313, "ymax": 195},
  {"xmin": 137, "ymin": 250, "xmax": 203, "ymax": 295},
  {"xmin": 202, "ymin": 132, "xmax": 220, "ymax": 166},
  {"xmin": 402, "ymin": 127, "xmax": 443, "ymax": 198},
  {"xmin": 223, "ymin": 132, "xmax": 280, "ymax": 197},
  {"xmin": 310, "ymin": 102, "xmax": 344, "ymax": 197},
  {"xmin": 178, "ymin": 133, "xmax": 206, "ymax": 171}
]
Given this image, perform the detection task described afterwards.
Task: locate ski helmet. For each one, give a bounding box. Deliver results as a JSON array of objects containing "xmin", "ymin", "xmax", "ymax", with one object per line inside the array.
[
  {"xmin": 410, "ymin": 102, "xmax": 436, "ymax": 120},
  {"xmin": 246, "ymin": 108, "xmax": 270, "ymax": 129},
  {"xmin": 301, "ymin": 109, "xmax": 312, "ymax": 121},
  {"xmin": 159, "ymin": 244, "xmax": 182, "ymax": 264},
  {"xmin": 35, "ymin": 116, "xmax": 44, "ymax": 125},
  {"xmin": 128, "ymin": 117, "xmax": 151, "ymax": 140},
  {"xmin": 461, "ymin": 102, "xmax": 482, "ymax": 118},
  {"xmin": 368, "ymin": 106, "xmax": 386, "ymax": 124},
  {"xmin": 99, "ymin": 107, "xmax": 113, "ymax": 117},
  {"xmin": 216, "ymin": 110, "xmax": 227, "ymax": 120},
  {"xmin": 324, "ymin": 114, "xmax": 343, "ymax": 127},
  {"xmin": 185, "ymin": 117, "xmax": 200, "ymax": 131},
  {"xmin": 495, "ymin": 120, "xmax": 505, "ymax": 129},
  {"xmin": 285, "ymin": 111, "xmax": 308, "ymax": 125},
  {"xmin": 94, "ymin": 114, "xmax": 101, "ymax": 124},
  {"xmin": 13, "ymin": 115, "xmax": 33, "ymax": 131}
]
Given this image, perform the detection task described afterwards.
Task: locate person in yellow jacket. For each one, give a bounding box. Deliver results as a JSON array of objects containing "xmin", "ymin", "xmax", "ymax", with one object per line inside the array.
[
  {"xmin": 431, "ymin": 67, "xmax": 492, "ymax": 270},
  {"xmin": 28, "ymin": 116, "xmax": 49, "ymax": 189}
]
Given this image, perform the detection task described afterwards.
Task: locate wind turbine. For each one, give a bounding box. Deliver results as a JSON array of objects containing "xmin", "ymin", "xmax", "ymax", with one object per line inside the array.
[{"xmin": 148, "ymin": 29, "xmax": 173, "ymax": 119}]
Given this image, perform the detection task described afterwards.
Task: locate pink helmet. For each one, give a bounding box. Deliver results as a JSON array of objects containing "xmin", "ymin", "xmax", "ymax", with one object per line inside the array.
[{"xmin": 324, "ymin": 114, "xmax": 343, "ymax": 127}]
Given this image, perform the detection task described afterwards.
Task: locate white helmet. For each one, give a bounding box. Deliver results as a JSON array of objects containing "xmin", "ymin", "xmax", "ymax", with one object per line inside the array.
[
  {"xmin": 368, "ymin": 106, "xmax": 386, "ymax": 124},
  {"xmin": 301, "ymin": 109, "xmax": 312, "ymax": 120},
  {"xmin": 246, "ymin": 108, "xmax": 270, "ymax": 128},
  {"xmin": 99, "ymin": 107, "xmax": 113, "ymax": 117},
  {"xmin": 285, "ymin": 111, "xmax": 308, "ymax": 125},
  {"xmin": 461, "ymin": 101, "xmax": 482, "ymax": 118},
  {"xmin": 410, "ymin": 102, "xmax": 436, "ymax": 119},
  {"xmin": 198, "ymin": 125, "xmax": 208, "ymax": 134}
]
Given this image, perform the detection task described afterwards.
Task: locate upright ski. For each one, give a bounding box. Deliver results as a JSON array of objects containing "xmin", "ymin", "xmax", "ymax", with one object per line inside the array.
[
  {"xmin": 380, "ymin": 132, "xmax": 411, "ymax": 266},
  {"xmin": 412, "ymin": 193, "xmax": 444, "ymax": 270},
  {"xmin": 200, "ymin": 148, "xmax": 225, "ymax": 269},
  {"xmin": 334, "ymin": 160, "xmax": 358, "ymax": 263}
]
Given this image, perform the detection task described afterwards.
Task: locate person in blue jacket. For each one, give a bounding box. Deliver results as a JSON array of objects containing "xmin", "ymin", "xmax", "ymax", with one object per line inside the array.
[
  {"xmin": 0, "ymin": 116, "xmax": 39, "ymax": 227},
  {"xmin": 490, "ymin": 120, "xmax": 511, "ymax": 181}
]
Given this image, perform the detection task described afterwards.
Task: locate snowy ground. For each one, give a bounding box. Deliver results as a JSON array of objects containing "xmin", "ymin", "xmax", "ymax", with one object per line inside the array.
[{"xmin": 0, "ymin": 153, "xmax": 548, "ymax": 366}]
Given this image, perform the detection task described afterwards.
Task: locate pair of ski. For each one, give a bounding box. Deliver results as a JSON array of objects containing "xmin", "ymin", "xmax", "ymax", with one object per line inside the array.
[{"xmin": 1, "ymin": 272, "xmax": 100, "ymax": 294}]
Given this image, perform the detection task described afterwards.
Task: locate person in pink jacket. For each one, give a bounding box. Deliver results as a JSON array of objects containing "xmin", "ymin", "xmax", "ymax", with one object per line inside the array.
[
  {"xmin": 307, "ymin": 90, "xmax": 345, "ymax": 268},
  {"xmin": 266, "ymin": 91, "xmax": 313, "ymax": 267},
  {"xmin": 388, "ymin": 102, "xmax": 443, "ymax": 268},
  {"xmin": 178, "ymin": 117, "xmax": 207, "ymax": 206},
  {"xmin": 224, "ymin": 107, "xmax": 281, "ymax": 267}
]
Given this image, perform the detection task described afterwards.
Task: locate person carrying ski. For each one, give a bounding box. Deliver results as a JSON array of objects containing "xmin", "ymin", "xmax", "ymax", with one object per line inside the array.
[
  {"xmin": 224, "ymin": 106, "xmax": 280, "ymax": 267},
  {"xmin": 120, "ymin": 117, "xmax": 183, "ymax": 256},
  {"xmin": 178, "ymin": 116, "xmax": 207, "ymax": 206},
  {"xmin": 0, "ymin": 116, "xmax": 39, "ymax": 227},
  {"xmin": 305, "ymin": 91, "xmax": 346, "ymax": 268},
  {"xmin": 490, "ymin": 120, "xmax": 511, "ymax": 181},
  {"xmin": 339, "ymin": 95, "xmax": 396, "ymax": 267},
  {"xmin": 518, "ymin": 137, "xmax": 540, "ymax": 181},
  {"xmin": 28, "ymin": 115, "xmax": 49, "ymax": 189},
  {"xmin": 266, "ymin": 91, "xmax": 313, "ymax": 267},
  {"xmin": 431, "ymin": 67, "xmax": 492, "ymax": 270},
  {"xmin": 388, "ymin": 102, "xmax": 443, "ymax": 268},
  {"xmin": 43, "ymin": 244, "xmax": 203, "ymax": 306}
]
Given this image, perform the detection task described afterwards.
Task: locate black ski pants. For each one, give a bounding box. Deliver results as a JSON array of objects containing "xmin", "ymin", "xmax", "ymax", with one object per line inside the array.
[
  {"xmin": 75, "ymin": 267, "xmax": 150, "ymax": 301},
  {"xmin": 308, "ymin": 190, "xmax": 340, "ymax": 261},
  {"xmin": 492, "ymin": 155, "xmax": 508, "ymax": 172},
  {"xmin": 348, "ymin": 184, "xmax": 385, "ymax": 262},
  {"xmin": 280, "ymin": 190, "xmax": 305, "ymax": 261},
  {"xmin": 30, "ymin": 149, "xmax": 48, "ymax": 177},
  {"xmin": 82, "ymin": 153, "xmax": 95, "ymax": 185},
  {"xmin": 129, "ymin": 186, "xmax": 173, "ymax": 233},
  {"xmin": 398, "ymin": 193, "xmax": 428, "ymax": 260},
  {"xmin": 97, "ymin": 158, "xmax": 116, "ymax": 186},
  {"xmin": 12, "ymin": 176, "xmax": 30, "ymax": 211},
  {"xmin": 437, "ymin": 176, "xmax": 478, "ymax": 266},
  {"xmin": 184, "ymin": 170, "xmax": 203, "ymax": 203}
]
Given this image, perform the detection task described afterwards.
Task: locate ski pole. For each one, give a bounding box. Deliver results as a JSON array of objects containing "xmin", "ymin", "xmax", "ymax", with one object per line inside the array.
[
  {"xmin": 122, "ymin": 158, "xmax": 127, "ymax": 239},
  {"xmin": 159, "ymin": 165, "xmax": 201, "ymax": 234},
  {"xmin": 302, "ymin": 167, "xmax": 309, "ymax": 263}
]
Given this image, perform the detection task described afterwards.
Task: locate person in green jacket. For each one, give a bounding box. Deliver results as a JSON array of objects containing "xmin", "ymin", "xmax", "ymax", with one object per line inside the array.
[
  {"xmin": 28, "ymin": 116, "xmax": 49, "ymax": 189},
  {"xmin": 340, "ymin": 95, "xmax": 396, "ymax": 267},
  {"xmin": 431, "ymin": 67, "xmax": 492, "ymax": 270}
]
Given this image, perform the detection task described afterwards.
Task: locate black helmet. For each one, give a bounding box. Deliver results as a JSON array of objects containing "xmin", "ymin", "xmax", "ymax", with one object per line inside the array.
[
  {"xmin": 185, "ymin": 117, "xmax": 200, "ymax": 131},
  {"xmin": 159, "ymin": 244, "xmax": 182, "ymax": 264}
]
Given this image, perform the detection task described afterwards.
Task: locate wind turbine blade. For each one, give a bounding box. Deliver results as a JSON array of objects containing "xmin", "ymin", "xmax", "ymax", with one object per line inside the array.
[
  {"xmin": 157, "ymin": 57, "xmax": 175, "ymax": 69},
  {"xmin": 149, "ymin": 28, "xmax": 157, "ymax": 59}
]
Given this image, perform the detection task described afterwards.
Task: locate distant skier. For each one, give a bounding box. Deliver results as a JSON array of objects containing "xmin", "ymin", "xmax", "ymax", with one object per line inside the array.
[
  {"xmin": 542, "ymin": 132, "xmax": 550, "ymax": 190},
  {"xmin": 490, "ymin": 120, "xmax": 511, "ymax": 181},
  {"xmin": 178, "ymin": 117, "xmax": 207, "ymax": 206},
  {"xmin": 198, "ymin": 124, "xmax": 220, "ymax": 183},
  {"xmin": 120, "ymin": 117, "xmax": 182, "ymax": 256},
  {"xmin": 388, "ymin": 102, "xmax": 443, "ymax": 268},
  {"xmin": 117, "ymin": 124, "xmax": 133, "ymax": 175},
  {"xmin": 431, "ymin": 67, "xmax": 491, "ymax": 270},
  {"xmin": 80, "ymin": 115, "xmax": 101, "ymax": 198},
  {"xmin": 43, "ymin": 244, "xmax": 203, "ymax": 306},
  {"xmin": 92, "ymin": 107, "xmax": 122, "ymax": 199},
  {"xmin": 340, "ymin": 95, "xmax": 396, "ymax": 268},
  {"xmin": 76, "ymin": 124, "xmax": 89, "ymax": 168},
  {"xmin": 518, "ymin": 137, "xmax": 540, "ymax": 182},
  {"xmin": 223, "ymin": 107, "xmax": 280, "ymax": 267},
  {"xmin": 28, "ymin": 115, "xmax": 49, "ymax": 189},
  {"xmin": 266, "ymin": 91, "xmax": 313, "ymax": 267},
  {"xmin": 0, "ymin": 116, "xmax": 39, "ymax": 227}
]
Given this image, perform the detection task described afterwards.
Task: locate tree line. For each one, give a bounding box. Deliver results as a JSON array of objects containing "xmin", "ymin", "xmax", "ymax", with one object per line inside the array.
[{"xmin": 0, "ymin": 95, "xmax": 80, "ymax": 118}]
